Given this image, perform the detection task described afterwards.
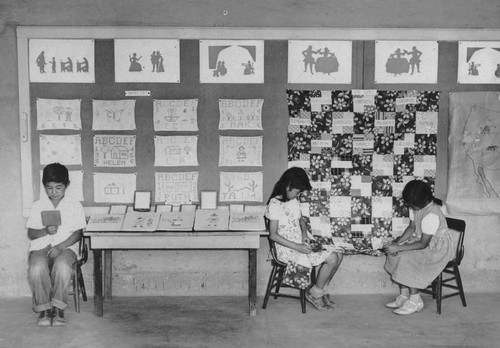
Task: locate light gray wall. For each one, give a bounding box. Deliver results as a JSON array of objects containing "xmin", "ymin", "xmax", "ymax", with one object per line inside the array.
[{"xmin": 1, "ymin": 0, "xmax": 500, "ymax": 298}]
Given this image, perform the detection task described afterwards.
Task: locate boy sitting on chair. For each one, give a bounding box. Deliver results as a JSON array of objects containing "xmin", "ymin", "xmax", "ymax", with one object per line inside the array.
[{"xmin": 26, "ymin": 163, "xmax": 87, "ymax": 326}]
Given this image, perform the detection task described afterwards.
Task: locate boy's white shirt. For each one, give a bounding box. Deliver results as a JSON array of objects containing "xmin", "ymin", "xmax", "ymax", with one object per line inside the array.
[{"xmin": 26, "ymin": 194, "xmax": 87, "ymax": 255}]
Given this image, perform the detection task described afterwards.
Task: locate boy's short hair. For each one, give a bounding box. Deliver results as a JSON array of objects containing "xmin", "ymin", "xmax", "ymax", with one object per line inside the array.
[{"xmin": 42, "ymin": 163, "xmax": 69, "ymax": 186}]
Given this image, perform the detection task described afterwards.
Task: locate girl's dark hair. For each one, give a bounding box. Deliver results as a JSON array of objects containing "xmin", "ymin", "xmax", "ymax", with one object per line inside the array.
[
  {"xmin": 402, "ymin": 179, "xmax": 441, "ymax": 208},
  {"xmin": 267, "ymin": 167, "xmax": 312, "ymax": 203},
  {"xmin": 42, "ymin": 162, "xmax": 69, "ymax": 186}
]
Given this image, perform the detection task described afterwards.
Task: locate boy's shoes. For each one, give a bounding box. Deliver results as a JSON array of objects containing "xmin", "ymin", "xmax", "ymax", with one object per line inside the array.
[
  {"xmin": 52, "ymin": 308, "xmax": 66, "ymax": 326},
  {"xmin": 385, "ymin": 295, "xmax": 408, "ymax": 308},
  {"xmin": 393, "ymin": 299, "xmax": 424, "ymax": 315},
  {"xmin": 37, "ymin": 310, "xmax": 52, "ymax": 327}
]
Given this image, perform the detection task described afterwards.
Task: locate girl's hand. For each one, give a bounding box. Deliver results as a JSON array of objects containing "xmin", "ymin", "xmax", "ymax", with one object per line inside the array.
[
  {"xmin": 302, "ymin": 234, "xmax": 311, "ymax": 245},
  {"xmin": 47, "ymin": 245, "xmax": 63, "ymax": 259},
  {"xmin": 295, "ymin": 242, "xmax": 312, "ymax": 254},
  {"xmin": 46, "ymin": 226, "xmax": 58, "ymax": 235}
]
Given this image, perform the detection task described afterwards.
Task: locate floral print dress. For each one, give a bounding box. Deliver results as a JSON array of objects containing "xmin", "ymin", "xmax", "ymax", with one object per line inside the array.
[{"xmin": 265, "ymin": 197, "xmax": 331, "ymax": 268}]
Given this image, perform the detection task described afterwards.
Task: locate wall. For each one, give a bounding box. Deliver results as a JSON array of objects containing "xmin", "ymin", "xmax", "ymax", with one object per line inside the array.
[{"xmin": 1, "ymin": 0, "xmax": 500, "ymax": 298}]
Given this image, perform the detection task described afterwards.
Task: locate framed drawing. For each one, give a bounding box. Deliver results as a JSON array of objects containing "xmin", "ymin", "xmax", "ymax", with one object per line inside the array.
[
  {"xmin": 133, "ymin": 191, "xmax": 152, "ymax": 212},
  {"xmin": 458, "ymin": 41, "xmax": 500, "ymax": 84},
  {"xmin": 200, "ymin": 191, "xmax": 218, "ymax": 210}
]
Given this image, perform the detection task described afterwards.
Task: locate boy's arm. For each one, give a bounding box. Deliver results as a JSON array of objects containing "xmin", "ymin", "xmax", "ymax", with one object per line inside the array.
[{"xmin": 27, "ymin": 227, "xmax": 50, "ymax": 240}]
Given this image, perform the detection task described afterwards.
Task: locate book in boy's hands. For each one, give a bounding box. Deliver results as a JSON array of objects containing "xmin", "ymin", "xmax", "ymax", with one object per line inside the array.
[{"xmin": 41, "ymin": 210, "xmax": 61, "ymax": 227}]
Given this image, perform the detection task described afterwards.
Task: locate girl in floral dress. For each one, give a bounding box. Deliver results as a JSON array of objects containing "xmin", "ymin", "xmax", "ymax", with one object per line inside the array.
[
  {"xmin": 383, "ymin": 180, "xmax": 459, "ymax": 315},
  {"xmin": 265, "ymin": 167, "xmax": 344, "ymax": 311}
]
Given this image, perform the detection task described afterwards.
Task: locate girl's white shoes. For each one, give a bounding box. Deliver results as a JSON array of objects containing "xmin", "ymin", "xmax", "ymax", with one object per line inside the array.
[
  {"xmin": 393, "ymin": 298, "xmax": 424, "ymax": 315},
  {"xmin": 385, "ymin": 295, "xmax": 408, "ymax": 308},
  {"xmin": 386, "ymin": 294, "xmax": 424, "ymax": 315}
]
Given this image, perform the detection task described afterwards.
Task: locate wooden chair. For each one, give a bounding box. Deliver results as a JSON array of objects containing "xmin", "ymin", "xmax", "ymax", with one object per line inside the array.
[
  {"xmin": 421, "ymin": 217, "xmax": 467, "ymax": 314},
  {"xmin": 262, "ymin": 238, "xmax": 315, "ymax": 314},
  {"xmin": 69, "ymin": 237, "xmax": 88, "ymax": 312}
]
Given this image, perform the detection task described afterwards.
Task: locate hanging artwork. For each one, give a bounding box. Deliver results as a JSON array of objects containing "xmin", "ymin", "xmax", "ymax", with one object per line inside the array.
[
  {"xmin": 375, "ymin": 41, "xmax": 439, "ymax": 84},
  {"xmin": 457, "ymin": 41, "xmax": 500, "ymax": 84},
  {"xmin": 154, "ymin": 135, "xmax": 199, "ymax": 166},
  {"xmin": 39, "ymin": 134, "xmax": 82, "ymax": 165},
  {"xmin": 218, "ymin": 99, "xmax": 263, "ymax": 130},
  {"xmin": 155, "ymin": 171, "xmax": 199, "ymax": 204},
  {"xmin": 36, "ymin": 98, "xmax": 81, "ymax": 130},
  {"xmin": 92, "ymin": 99, "xmax": 136, "ymax": 130},
  {"xmin": 93, "ymin": 172, "xmax": 136, "ymax": 203},
  {"xmin": 93, "ymin": 135, "xmax": 136, "ymax": 167},
  {"xmin": 288, "ymin": 40, "xmax": 352, "ymax": 84},
  {"xmin": 29, "ymin": 39, "xmax": 95, "ymax": 83},
  {"xmin": 446, "ymin": 92, "xmax": 500, "ymax": 215},
  {"xmin": 199, "ymin": 40, "xmax": 264, "ymax": 83},
  {"xmin": 40, "ymin": 169, "xmax": 84, "ymax": 202},
  {"xmin": 219, "ymin": 171, "xmax": 263, "ymax": 202},
  {"xmin": 114, "ymin": 39, "xmax": 180, "ymax": 83},
  {"xmin": 287, "ymin": 89, "xmax": 439, "ymax": 255},
  {"xmin": 219, "ymin": 136, "xmax": 263, "ymax": 167},
  {"xmin": 153, "ymin": 99, "xmax": 198, "ymax": 131}
]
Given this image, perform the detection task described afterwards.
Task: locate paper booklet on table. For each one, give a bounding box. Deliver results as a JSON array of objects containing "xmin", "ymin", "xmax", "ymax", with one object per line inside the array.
[
  {"xmin": 157, "ymin": 211, "xmax": 195, "ymax": 231},
  {"xmin": 193, "ymin": 209, "xmax": 229, "ymax": 231},
  {"xmin": 121, "ymin": 211, "xmax": 161, "ymax": 232},
  {"xmin": 229, "ymin": 211, "xmax": 266, "ymax": 231},
  {"xmin": 86, "ymin": 214, "xmax": 125, "ymax": 231}
]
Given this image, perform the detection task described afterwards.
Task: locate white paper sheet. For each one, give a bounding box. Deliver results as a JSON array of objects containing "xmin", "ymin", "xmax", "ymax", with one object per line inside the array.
[
  {"xmin": 218, "ymin": 99, "xmax": 263, "ymax": 130},
  {"xmin": 94, "ymin": 135, "xmax": 136, "ymax": 167},
  {"xmin": 114, "ymin": 39, "xmax": 180, "ymax": 83},
  {"xmin": 92, "ymin": 99, "xmax": 136, "ymax": 130},
  {"xmin": 154, "ymin": 136, "xmax": 199, "ymax": 166},
  {"xmin": 288, "ymin": 40, "xmax": 352, "ymax": 84},
  {"xmin": 155, "ymin": 171, "xmax": 199, "ymax": 205},
  {"xmin": 29, "ymin": 39, "xmax": 95, "ymax": 83},
  {"xmin": 375, "ymin": 40, "xmax": 438, "ymax": 84},
  {"xmin": 219, "ymin": 171, "xmax": 263, "ymax": 202},
  {"xmin": 219, "ymin": 136, "xmax": 263, "ymax": 167},
  {"xmin": 39, "ymin": 134, "xmax": 82, "ymax": 165},
  {"xmin": 199, "ymin": 40, "xmax": 264, "ymax": 84},
  {"xmin": 458, "ymin": 41, "xmax": 500, "ymax": 84},
  {"xmin": 153, "ymin": 99, "xmax": 198, "ymax": 131},
  {"xmin": 36, "ymin": 98, "xmax": 82, "ymax": 130},
  {"xmin": 93, "ymin": 172, "xmax": 136, "ymax": 203}
]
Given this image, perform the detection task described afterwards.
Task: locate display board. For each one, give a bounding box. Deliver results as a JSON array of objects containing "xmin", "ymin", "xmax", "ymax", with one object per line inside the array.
[{"xmin": 17, "ymin": 27, "xmax": 500, "ymax": 217}]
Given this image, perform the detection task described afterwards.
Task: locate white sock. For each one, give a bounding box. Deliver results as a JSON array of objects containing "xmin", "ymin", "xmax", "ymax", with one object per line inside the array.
[
  {"xmin": 400, "ymin": 288, "xmax": 410, "ymax": 298},
  {"xmin": 409, "ymin": 293, "xmax": 422, "ymax": 303}
]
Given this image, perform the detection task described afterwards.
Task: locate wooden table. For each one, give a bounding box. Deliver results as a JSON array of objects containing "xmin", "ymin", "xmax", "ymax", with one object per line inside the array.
[{"xmin": 85, "ymin": 231, "xmax": 262, "ymax": 317}]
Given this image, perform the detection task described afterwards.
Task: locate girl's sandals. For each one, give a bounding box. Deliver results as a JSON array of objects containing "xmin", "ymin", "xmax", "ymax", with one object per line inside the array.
[
  {"xmin": 305, "ymin": 291, "xmax": 329, "ymax": 311},
  {"xmin": 322, "ymin": 294, "xmax": 337, "ymax": 310}
]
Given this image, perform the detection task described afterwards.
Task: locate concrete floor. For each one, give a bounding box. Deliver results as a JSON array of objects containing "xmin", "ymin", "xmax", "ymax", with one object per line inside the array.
[{"xmin": 1, "ymin": 293, "xmax": 499, "ymax": 348}]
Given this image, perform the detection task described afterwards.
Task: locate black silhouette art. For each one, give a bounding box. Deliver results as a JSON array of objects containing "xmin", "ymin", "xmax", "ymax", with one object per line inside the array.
[
  {"xmin": 495, "ymin": 64, "xmax": 500, "ymax": 78},
  {"xmin": 213, "ymin": 61, "xmax": 227, "ymax": 77},
  {"xmin": 151, "ymin": 51, "xmax": 165, "ymax": 72},
  {"xmin": 315, "ymin": 47, "xmax": 339, "ymax": 75},
  {"xmin": 302, "ymin": 45, "xmax": 318, "ymax": 74},
  {"xmin": 242, "ymin": 60, "xmax": 254, "ymax": 75},
  {"xmin": 386, "ymin": 48, "xmax": 410, "ymax": 76},
  {"xmin": 60, "ymin": 57, "xmax": 73, "ymax": 72},
  {"xmin": 77, "ymin": 57, "xmax": 89, "ymax": 72},
  {"xmin": 468, "ymin": 61, "xmax": 480, "ymax": 76},
  {"xmin": 51, "ymin": 57, "xmax": 56, "ymax": 73},
  {"xmin": 129, "ymin": 53, "xmax": 143, "ymax": 72},
  {"xmin": 36, "ymin": 51, "xmax": 47, "ymax": 73},
  {"xmin": 407, "ymin": 46, "xmax": 422, "ymax": 74}
]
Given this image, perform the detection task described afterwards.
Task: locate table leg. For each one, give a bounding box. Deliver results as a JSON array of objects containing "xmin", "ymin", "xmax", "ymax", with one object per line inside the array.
[
  {"xmin": 93, "ymin": 249, "xmax": 103, "ymax": 317},
  {"xmin": 248, "ymin": 249, "xmax": 257, "ymax": 316},
  {"xmin": 104, "ymin": 250, "xmax": 112, "ymax": 301}
]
